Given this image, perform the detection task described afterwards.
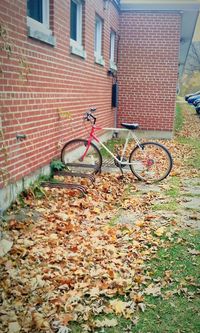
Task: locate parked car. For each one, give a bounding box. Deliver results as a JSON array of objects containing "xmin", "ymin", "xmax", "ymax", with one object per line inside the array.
[
  {"xmin": 187, "ymin": 94, "xmax": 200, "ymax": 104},
  {"xmin": 192, "ymin": 98, "xmax": 200, "ymax": 107},
  {"xmin": 195, "ymin": 103, "xmax": 200, "ymax": 115},
  {"xmin": 185, "ymin": 90, "xmax": 200, "ymax": 101}
]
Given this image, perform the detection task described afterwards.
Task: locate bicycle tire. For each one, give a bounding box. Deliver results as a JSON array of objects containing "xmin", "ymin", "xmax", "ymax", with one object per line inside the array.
[
  {"xmin": 61, "ymin": 139, "xmax": 102, "ymax": 174},
  {"xmin": 129, "ymin": 142, "xmax": 173, "ymax": 182}
]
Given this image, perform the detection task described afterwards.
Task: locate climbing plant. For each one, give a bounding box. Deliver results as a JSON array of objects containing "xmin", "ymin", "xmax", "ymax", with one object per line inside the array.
[{"xmin": 0, "ymin": 21, "xmax": 30, "ymax": 186}]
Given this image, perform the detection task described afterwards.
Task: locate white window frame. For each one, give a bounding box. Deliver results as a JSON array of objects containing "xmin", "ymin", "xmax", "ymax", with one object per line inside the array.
[
  {"xmin": 70, "ymin": 0, "xmax": 86, "ymax": 58},
  {"xmin": 27, "ymin": 0, "xmax": 51, "ymax": 36},
  {"xmin": 95, "ymin": 15, "xmax": 102, "ymax": 58},
  {"xmin": 70, "ymin": 0, "xmax": 82, "ymax": 46},
  {"xmin": 110, "ymin": 31, "xmax": 115, "ymax": 63},
  {"xmin": 110, "ymin": 30, "xmax": 117, "ymax": 71},
  {"xmin": 94, "ymin": 15, "xmax": 105, "ymax": 66}
]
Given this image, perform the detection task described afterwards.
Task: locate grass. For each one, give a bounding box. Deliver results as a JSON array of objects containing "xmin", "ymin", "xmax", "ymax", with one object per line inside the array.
[
  {"xmin": 152, "ymin": 201, "xmax": 178, "ymax": 212},
  {"xmin": 174, "ymin": 104, "xmax": 184, "ymax": 133},
  {"xmin": 99, "ymin": 136, "xmax": 126, "ymax": 158},
  {"xmin": 151, "ymin": 176, "xmax": 180, "ymax": 211},
  {"xmin": 145, "ymin": 230, "xmax": 200, "ymax": 287},
  {"xmin": 174, "ymin": 103, "xmax": 200, "ymax": 170},
  {"xmin": 107, "ymin": 214, "xmax": 120, "ymax": 226},
  {"xmin": 135, "ymin": 230, "xmax": 200, "ymax": 333},
  {"xmin": 165, "ymin": 176, "xmax": 181, "ymax": 198},
  {"xmin": 134, "ymin": 296, "xmax": 200, "ymax": 333},
  {"xmin": 68, "ymin": 230, "xmax": 200, "ymax": 332},
  {"xmin": 177, "ymin": 137, "xmax": 200, "ymax": 169}
]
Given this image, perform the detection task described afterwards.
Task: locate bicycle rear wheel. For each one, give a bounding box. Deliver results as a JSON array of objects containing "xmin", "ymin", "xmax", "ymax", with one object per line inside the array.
[
  {"xmin": 61, "ymin": 139, "xmax": 102, "ymax": 174},
  {"xmin": 129, "ymin": 142, "xmax": 173, "ymax": 182}
]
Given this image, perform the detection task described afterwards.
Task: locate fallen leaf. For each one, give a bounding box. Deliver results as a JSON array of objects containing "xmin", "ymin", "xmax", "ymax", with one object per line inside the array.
[
  {"xmin": 188, "ymin": 248, "xmax": 200, "ymax": 255},
  {"xmin": 0, "ymin": 239, "xmax": 13, "ymax": 257},
  {"xmin": 95, "ymin": 318, "xmax": 118, "ymax": 327},
  {"xmin": 8, "ymin": 322, "xmax": 21, "ymax": 333},
  {"xmin": 110, "ymin": 299, "xmax": 128, "ymax": 315},
  {"xmin": 56, "ymin": 213, "xmax": 69, "ymax": 221},
  {"xmin": 144, "ymin": 284, "xmax": 162, "ymax": 296},
  {"xmin": 138, "ymin": 303, "xmax": 146, "ymax": 312},
  {"xmin": 57, "ymin": 326, "xmax": 71, "ymax": 333},
  {"xmin": 154, "ymin": 227, "xmax": 165, "ymax": 237},
  {"xmin": 32, "ymin": 312, "xmax": 50, "ymax": 330}
]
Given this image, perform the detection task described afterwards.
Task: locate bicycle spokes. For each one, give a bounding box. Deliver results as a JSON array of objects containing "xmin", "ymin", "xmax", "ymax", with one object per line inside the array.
[{"xmin": 129, "ymin": 142, "xmax": 173, "ymax": 182}]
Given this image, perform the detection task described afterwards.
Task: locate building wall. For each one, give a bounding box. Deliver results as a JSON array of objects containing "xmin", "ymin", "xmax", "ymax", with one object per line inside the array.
[
  {"xmin": 0, "ymin": 0, "xmax": 119, "ymax": 189},
  {"xmin": 117, "ymin": 11, "xmax": 181, "ymax": 132}
]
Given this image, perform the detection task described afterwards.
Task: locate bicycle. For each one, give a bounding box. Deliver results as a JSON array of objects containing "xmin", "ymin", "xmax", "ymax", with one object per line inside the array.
[{"xmin": 61, "ymin": 108, "xmax": 173, "ymax": 182}]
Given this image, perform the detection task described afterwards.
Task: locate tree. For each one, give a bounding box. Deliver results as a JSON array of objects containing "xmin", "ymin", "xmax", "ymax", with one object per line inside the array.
[{"xmin": 184, "ymin": 41, "xmax": 200, "ymax": 74}]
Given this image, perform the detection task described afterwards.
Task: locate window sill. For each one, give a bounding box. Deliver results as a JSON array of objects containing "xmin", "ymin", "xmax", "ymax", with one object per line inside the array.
[
  {"xmin": 95, "ymin": 55, "xmax": 105, "ymax": 66},
  {"xmin": 70, "ymin": 41, "xmax": 86, "ymax": 59},
  {"xmin": 27, "ymin": 26, "xmax": 56, "ymax": 46},
  {"xmin": 109, "ymin": 60, "xmax": 117, "ymax": 71}
]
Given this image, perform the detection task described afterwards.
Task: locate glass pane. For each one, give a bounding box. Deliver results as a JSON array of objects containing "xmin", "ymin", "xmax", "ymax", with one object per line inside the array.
[
  {"xmin": 95, "ymin": 17, "xmax": 102, "ymax": 55},
  {"xmin": 110, "ymin": 32, "xmax": 115, "ymax": 61},
  {"xmin": 95, "ymin": 20, "xmax": 98, "ymax": 52},
  {"xmin": 27, "ymin": 0, "xmax": 43, "ymax": 23},
  {"xmin": 70, "ymin": 0, "xmax": 77, "ymax": 40}
]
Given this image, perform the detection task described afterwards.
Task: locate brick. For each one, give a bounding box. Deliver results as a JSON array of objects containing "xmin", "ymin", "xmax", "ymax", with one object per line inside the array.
[
  {"xmin": 0, "ymin": 0, "xmax": 119, "ymax": 184},
  {"xmin": 1, "ymin": 2, "xmax": 181, "ymax": 188}
]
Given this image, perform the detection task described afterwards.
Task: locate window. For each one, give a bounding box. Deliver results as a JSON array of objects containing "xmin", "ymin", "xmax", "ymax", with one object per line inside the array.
[
  {"xmin": 70, "ymin": 0, "xmax": 82, "ymax": 44},
  {"xmin": 94, "ymin": 15, "xmax": 105, "ymax": 66},
  {"xmin": 110, "ymin": 31, "xmax": 117, "ymax": 71},
  {"xmin": 27, "ymin": 0, "xmax": 55, "ymax": 46},
  {"xmin": 27, "ymin": 0, "xmax": 44, "ymax": 24},
  {"xmin": 70, "ymin": 0, "xmax": 86, "ymax": 58}
]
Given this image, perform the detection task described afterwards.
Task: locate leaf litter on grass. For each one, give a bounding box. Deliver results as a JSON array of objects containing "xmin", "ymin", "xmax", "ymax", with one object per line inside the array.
[
  {"xmin": 0, "ymin": 172, "xmax": 173, "ymax": 332},
  {"xmin": 0, "ymin": 104, "xmax": 200, "ymax": 332}
]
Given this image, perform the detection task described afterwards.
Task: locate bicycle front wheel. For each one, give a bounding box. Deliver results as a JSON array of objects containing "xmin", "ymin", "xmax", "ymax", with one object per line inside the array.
[
  {"xmin": 129, "ymin": 142, "xmax": 173, "ymax": 182},
  {"xmin": 61, "ymin": 139, "xmax": 102, "ymax": 174}
]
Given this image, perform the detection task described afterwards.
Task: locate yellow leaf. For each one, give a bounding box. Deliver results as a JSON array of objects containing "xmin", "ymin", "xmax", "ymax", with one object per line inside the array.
[
  {"xmin": 93, "ymin": 207, "xmax": 101, "ymax": 214},
  {"xmin": 32, "ymin": 312, "xmax": 50, "ymax": 330},
  {"xmin": 155, "ymin": 227, "xmax": 165, "ymax": 237},
  {"xmin": 135, "ymin": 220, "xmax": 145, "ymax": 227},
  {"xmin": 110, "ymin": 299, "xmax": 127, "ymax": 315}
]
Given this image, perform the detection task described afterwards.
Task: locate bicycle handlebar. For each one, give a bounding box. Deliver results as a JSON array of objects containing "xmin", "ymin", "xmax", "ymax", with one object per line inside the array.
[{"xmin": 83, "ymin": 108, "xmax": 97, "ymax": 124}]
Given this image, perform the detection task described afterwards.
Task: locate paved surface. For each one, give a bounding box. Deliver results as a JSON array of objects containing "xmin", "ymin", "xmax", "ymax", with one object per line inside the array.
[
  {"xmin": 115, "ymin": 177, "xmax": 200, "ymax": 230},
  {"xmin": 2, "ymin": 175, "xmax": 200, "ymax": 230}
]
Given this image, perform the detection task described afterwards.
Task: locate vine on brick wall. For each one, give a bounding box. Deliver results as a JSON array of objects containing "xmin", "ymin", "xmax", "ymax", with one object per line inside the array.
[
  {"xmin": 19, "ymin": 55, "xmax": 31, "ymax": 81},
  {"xmin": 56, "ymin": 109, "xmax": 74, "ymax": 150},
  {"xmin": 0, "ymin": 22, "xmax": 12, "ymax": 185},
  {"xmin": 0, "ymin": 127, "xmax": 10, "ymax": 185},
  {"xmin": 0, "ymin": 23, "xmax": 13, "ymax": 62},
  {"xmin": 0, "ymin": 21, "xmax": 30, "ymax": 186}
]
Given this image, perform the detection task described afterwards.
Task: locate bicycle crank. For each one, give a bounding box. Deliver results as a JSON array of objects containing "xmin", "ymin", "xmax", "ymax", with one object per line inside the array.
[{"xmin": 114, "ymin": 155, "xmax": 127, "ymax": 168}]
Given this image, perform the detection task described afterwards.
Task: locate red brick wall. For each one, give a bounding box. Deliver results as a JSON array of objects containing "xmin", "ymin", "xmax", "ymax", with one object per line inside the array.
[
  {"xmin": 117, "ymin": 12, "xmax": 181, "ymax": 131},
  {"xmin": 0, "ymin": 0, "xmax": 119, "ymax": 187}
]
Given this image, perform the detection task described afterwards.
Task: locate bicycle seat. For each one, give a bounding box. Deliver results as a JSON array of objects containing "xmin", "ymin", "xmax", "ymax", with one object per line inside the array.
[{"xmin": 121, "ymin": 123, "xmax": 139, "ymax": 130}]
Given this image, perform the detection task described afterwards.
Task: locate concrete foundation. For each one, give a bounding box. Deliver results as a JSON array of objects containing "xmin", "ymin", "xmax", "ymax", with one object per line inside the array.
[{"xmin": 0, "ymin": 165, "xmax": 50, "ymax": 214}]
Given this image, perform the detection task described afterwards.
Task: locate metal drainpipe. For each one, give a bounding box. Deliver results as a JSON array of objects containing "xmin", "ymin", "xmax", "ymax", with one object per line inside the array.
[{"xmin": 114, "ymin": 33, "xmax": 120, "ymax": 136}]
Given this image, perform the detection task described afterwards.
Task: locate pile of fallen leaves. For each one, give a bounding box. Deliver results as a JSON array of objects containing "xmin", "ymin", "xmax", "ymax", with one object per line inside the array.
[
  {"xmin": 0, "ymin": 173, "xmax": 173, "ymax": 332},
  {"xmin": 0, "ymin": 104, "xmax": 199, "ymax": 332}
]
